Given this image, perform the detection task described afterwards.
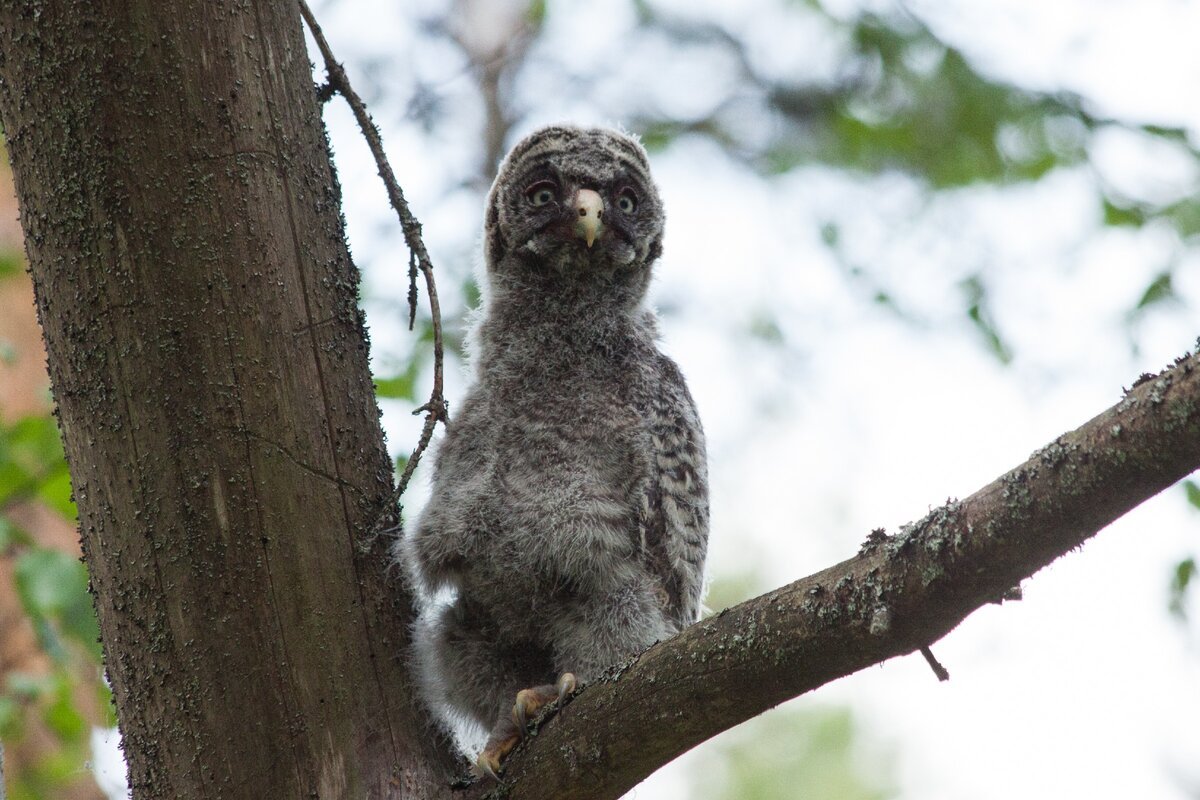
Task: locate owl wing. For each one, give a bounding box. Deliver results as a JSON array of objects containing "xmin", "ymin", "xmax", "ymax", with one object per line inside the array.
[{"xmin": 641, "ymin": 354, "xmax": 710, "ymax": 630}]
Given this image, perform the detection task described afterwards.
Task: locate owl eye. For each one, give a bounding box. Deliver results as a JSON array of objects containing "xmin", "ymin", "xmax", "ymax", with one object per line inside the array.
[
  {"xmin": 525, "ymin": 180, "xmax": 558, "ymax": 207},
  {"xmin": 616, "ymin": 188, "xmax": 638, "ymax": 214}
]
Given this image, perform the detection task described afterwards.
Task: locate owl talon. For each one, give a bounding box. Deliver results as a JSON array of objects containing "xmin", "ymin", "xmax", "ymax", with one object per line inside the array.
[
  {"xmin": 513, "ymin": 689, "xmax": 534, "ymax": 733},
  {"xmin": 557, "ymin": 671, "xmax": 577, "ymax": 702},
  {"xmin": 512, "ymin": 672, "xmax": 579, "ymax": 735},
  {"xmin": 474, "ymin": 750, "xmax": 503, "ymax": 783}
]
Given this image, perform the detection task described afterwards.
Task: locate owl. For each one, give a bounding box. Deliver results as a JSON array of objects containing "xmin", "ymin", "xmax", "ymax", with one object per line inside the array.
[{"xmin": 403, "ymin": 125, "xmax": 709, "ymax": 778}]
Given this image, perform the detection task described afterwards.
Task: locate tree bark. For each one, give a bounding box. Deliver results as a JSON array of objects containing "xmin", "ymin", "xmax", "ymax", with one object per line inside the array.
[{"xmin": 0, "ymin": 2, "xmax": 458, "ymax": 797}]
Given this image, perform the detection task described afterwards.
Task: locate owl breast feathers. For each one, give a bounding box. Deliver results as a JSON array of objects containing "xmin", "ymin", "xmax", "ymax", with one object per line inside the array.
[{"xmin": 402, "ymin": 124, "xmax": 708, "ymax": 774}]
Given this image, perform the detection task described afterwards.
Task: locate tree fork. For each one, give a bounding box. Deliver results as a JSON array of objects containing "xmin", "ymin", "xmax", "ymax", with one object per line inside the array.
[
  {"xmin": 471, "ymin": 349, "xmax": 1200, "ymax": 800},
  {"xmin": 0, "ymin": 2, "xmax": 459, "ymax": 796}
]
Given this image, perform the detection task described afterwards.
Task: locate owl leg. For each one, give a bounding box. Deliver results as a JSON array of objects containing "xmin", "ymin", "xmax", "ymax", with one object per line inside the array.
[
  {"xmin": 550, "ymin": 570, "xmax": 677, "ymax": 680},
  {"xmin": 414, "ymin": 599, "xmax": 553, "ymax": 746},
  {"xmin": 475, "ymin": 672, "xmax": 577, "ymax": 780},
  {"xmin": 421, "ymin": 598, "xmax": 563, "ymax": 781}
]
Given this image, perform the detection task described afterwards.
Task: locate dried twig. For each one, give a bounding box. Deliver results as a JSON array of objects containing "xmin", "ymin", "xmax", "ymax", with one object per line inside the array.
[
  {"xmin": 919, "ymin": 645, "xmax": 950, "ymax": 682},
  {"xmin": 298, "ymin": 0, "xmax": 448, "ymax": 521}
]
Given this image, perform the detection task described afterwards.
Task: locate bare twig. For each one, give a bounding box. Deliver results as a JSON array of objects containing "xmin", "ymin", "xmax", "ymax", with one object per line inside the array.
[
  {"xmin": 298, "ymin": 0, "xmax": 448, "ymax": 518},
  {"xmin": 919, "ymin": 645, "xmax": 950, "ymax": 681}
]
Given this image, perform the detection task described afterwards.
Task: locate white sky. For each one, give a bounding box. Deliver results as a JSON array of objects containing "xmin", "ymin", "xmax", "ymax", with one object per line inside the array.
[{"xmin": 94, "ymin": 1, "xmax": 1200, "ymax": 798}]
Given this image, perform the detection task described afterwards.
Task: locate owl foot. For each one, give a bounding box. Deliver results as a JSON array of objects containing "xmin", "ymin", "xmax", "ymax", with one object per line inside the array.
[
  {"xmin": 514, "ymin": 672, "xmax": 577, "ymax": 731},
  {"xmin": 473, "ymin": 672, "xmax": 578, "ymax": 781}
]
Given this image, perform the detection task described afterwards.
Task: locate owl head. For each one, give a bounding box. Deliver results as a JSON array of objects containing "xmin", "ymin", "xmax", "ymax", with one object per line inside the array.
[{"xmin": 484, "ymin": 125, "xmax": 665, "ymax": 291}]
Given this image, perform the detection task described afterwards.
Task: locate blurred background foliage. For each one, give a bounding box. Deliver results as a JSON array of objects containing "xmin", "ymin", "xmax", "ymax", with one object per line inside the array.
[
  {"xmin": 0, "ymin": 302, "xmax": 113, "ymax": 798},
  {"xmin": 693, "ymin": 705, "xmax": 896, "ymax": 800},
  {"xmin": 3, "ymin": 0, "xmax": 1199, "ymax": 797}
]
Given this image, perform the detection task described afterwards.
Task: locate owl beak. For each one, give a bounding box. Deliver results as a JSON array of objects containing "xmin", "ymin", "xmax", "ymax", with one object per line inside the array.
[{"xmin": 573, "ymin": 189, "xmax": 604, "ymax": 248}]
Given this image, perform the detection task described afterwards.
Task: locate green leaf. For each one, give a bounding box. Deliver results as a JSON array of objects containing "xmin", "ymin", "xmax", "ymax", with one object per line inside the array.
[
  {"xmin": 417, "ymin": 317, "xmax": 437, "ymax": 344},
  {"xmin": 14, "ymin": 547, "xmax": 100, "ymax": 664},
  {"xmin": 14, "ymin": 548, "xmax": 98, "ymax": 662},
  {"xmin": 960, "ymin": 275, "xmax": 1013, "ymax": 364},
  {"xmin": 16, "ymin": 549, "xmax": 85, "ymax": 617},
  {"xmin": 1169, "ymin": 557, "xmax": 1196, "ymax": 620},
  {"xmin": 1135, "ymin": 272, "xmax": 1174, "ymax": 310},
  {"xmin": 0, "ymin": 416, "xmax": 76, "ymax": 517},
  {"xmin": 0, "ymin": 460, "xmax": 34, "ymax": 506},
  {"xmin": 1102, "ymin": 198, "xmax": 1147, "ymax": 228},
  {"xmin": 636, "ymin": 121, "xmax": 681, "ymax": 153},
  {"xmin": 43, "ymin": 674, "xmax": 86, "ymax": 742},
  {"xmin": 525, "ymin": 0, "xmax": 547, "ymax": 26},
  {"xmin": 35, "ymin": 468, "xmax": 76, "ymax": 520},
  {"xmin": 7, "ymin": 671, "xmax": 55, "ymax": 699},
  {"xmin": 0, "ymin": 248, "xmax": 22, "ymax": 278},
  {"xmin": 1185, "ymin": 480, "xmax": 1200, "ymax": 511},
  {"xmin": 0, "ymin": 517, "xmax": 32, "ymax": 550},
  {"xmin": 7, "ymin": 416, "xmax": 66, "ymax": 467},
  {"xmin": 374, "ymin": 360, "xmax": 421, "ymax": 402},
  {"xmin": 1165, "ymin": 196, "xmax": 1200, "ymax": 238},
  {"xmin": 61, "ymin": 582, "xmax": 102, "ymax": 662},
  {"xmin": 0, "ymin": 695, "xmax": 18, "ymax": 736},
  {"xmin": 461, "ymin": 274, "xmax": 482, "ymax": 310},
  {"xmin": 873, "ymin": 291, "xmax": 898, "ymax": 310}
]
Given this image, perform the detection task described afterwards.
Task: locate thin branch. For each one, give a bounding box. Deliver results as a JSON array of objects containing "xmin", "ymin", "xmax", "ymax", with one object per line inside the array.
[
  {"xmin": 919, "ymin": 645, "xmax": 950, "ymax": 681},
  {"xmin": 459, "ymin": 347, "xmax": 1200, "ymax": 800},
  {"xmin": 298, "ymin": 0, "xmax": 448, "ymax": 516}
]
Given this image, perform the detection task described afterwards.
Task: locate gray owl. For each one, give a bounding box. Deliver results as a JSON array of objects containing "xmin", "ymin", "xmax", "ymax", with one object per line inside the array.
[{"xmin": 403, "ymin": 125, "xmax": 709, "ymax": 777}]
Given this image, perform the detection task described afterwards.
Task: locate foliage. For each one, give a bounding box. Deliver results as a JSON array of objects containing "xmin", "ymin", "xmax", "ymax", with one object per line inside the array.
[
  {"xmin": 0, "ymin": 416, "xmax": 75, "ymax": 521},
  {"xmin": 627, "ymin": 5, "xmax": 1195, "ymax": 363},
  {"xmin": 1169, "ymin": 556, "xmax": 1196, "ymax": 622},
  {"xmin": 0, "ymin": 249, "xmax": 22, "ymax": 279},
  {"xmin": 373, "ymin": 360, "xmax": 421, "ymax": 403},
  {"xmin": 0, "ymin": 261, "xmax": 109, "ymax": 797},
  {"xmin": 691, "ymin": 705, "xmax": 896, "ymax": 800},
  {"xmin": 1170, "ymin": 480, "xmax": 1200, "ymax": 624},
  {"xmin": 629, "ymin": 6, "xmax": 1198, "ymax": 218}
]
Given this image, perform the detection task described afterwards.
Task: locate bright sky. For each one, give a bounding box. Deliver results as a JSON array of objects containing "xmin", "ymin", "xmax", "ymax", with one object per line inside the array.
[{"xmin": 92, "ymin": 1, "xmax": 1200, "ymax": 797}]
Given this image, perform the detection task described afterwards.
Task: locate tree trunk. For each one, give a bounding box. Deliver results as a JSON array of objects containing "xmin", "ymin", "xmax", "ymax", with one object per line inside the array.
[{"xmin": 0, "ymin": 2, "xmax": 457, "ymax": 797}]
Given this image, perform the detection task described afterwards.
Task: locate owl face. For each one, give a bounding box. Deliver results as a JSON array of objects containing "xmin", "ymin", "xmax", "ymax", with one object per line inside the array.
[{"xmin": 485, "ymin": 126, "xmax": 665, "ymax": 283}]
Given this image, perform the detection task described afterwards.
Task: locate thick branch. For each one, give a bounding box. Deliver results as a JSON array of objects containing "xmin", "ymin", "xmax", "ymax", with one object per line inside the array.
[{"xmin": 473, "ymin": 348, "xmax": 1200, "ymax": 800}]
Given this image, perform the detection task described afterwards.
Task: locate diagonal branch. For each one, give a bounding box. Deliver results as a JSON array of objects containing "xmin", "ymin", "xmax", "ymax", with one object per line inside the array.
[{"xmin": 464, "ymin": 346, "xmax": 1200, "ymax": 800}]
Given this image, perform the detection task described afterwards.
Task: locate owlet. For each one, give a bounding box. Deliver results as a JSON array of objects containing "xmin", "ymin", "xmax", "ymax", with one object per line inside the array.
[{"xmin": 402, "ymin": 124, "xmax": 709, "ymax": 777}]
